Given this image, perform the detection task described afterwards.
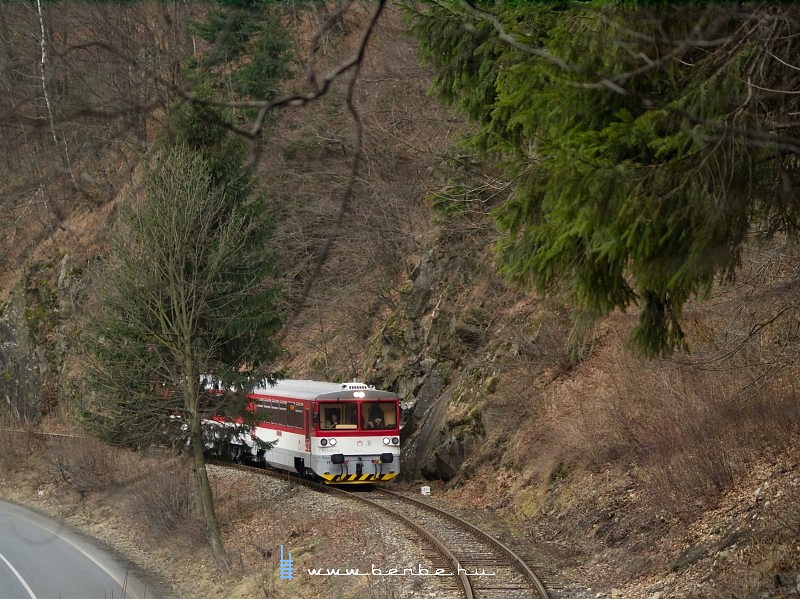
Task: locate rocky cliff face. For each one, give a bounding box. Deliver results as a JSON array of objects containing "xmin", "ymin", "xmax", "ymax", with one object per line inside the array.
[
  {"xmin": 365, "ymin": 232, "xmax": 568, "ymax": 481},
  {"xmin": 0, "ymin": 256, "xmax": 79, "ymax": 425},
  {"xmin": 367, "ymin": 244, "xmax": 481, "ymax": 480},
  {"xmin": 0, "ymin": 290, "xmax": 43, "ymax": 422}
]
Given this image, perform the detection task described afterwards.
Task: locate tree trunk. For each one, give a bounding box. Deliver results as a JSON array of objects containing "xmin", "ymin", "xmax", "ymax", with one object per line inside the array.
[
  {"xmin": 186, "ymin": 368, "xmax": 229, "ymax": 569},
  {"xmin": 190, "ymin": 423, "xmax": 229, "ymax": 569}
]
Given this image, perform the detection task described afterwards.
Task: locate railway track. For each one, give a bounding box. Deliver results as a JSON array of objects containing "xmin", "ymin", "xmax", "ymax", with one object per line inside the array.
[
  {"xmin": 358, "ymin": 487, "xmax": 551, "ymax": 599},
  {"xmin": 218, "ymin": 462, "xmax": 552, "ymax": 599}
]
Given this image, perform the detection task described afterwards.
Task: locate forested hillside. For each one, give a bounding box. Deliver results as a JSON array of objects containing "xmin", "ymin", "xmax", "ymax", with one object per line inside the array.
[{"xmin": 1, "ymin": 2, "xmax": 799, "ymax": 598}]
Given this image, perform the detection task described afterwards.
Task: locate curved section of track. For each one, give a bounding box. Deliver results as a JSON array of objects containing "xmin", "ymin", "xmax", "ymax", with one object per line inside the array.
[
  {"xmin": 218, "ymin": 462, "xmax": 550, "ymax": 599},
  {"xmin": 363, "ymin": 488, "xmax": 549, "ymax": 599},
  {"xmin": 337, "ymin": 488, "xmax": 474, "ymax": 598}
]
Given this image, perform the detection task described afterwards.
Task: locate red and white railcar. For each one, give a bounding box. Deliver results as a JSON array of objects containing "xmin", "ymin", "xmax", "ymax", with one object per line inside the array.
[{"xmin": 207, "ymin": 379, "xmax": 401, "ymax": 484}]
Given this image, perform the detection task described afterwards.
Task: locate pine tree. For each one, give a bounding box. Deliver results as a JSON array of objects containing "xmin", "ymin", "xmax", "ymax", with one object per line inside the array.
[
  {"xmin": 83, "ymin": 4, "xmax": 294, "ymax": 565},
  {"xmin": 410, "ymin": 2, "xmax": 800, "ymax": 355},
  {"xmin": 83, "ymin": 146, "xmax": 282, "ymax": 566}
]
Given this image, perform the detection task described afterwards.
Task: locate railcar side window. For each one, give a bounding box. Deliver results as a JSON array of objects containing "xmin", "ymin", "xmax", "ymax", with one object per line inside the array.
[
  {"xmin": 256, "ymin": 400, "xmax": 271, "ymax": 424},
  {"xmin": 275, "ymin": 401, "xmax": 287, "ymax": 426},
  {"xmin": 288, "ymin": 403, "xmax": 303, "ymax": 428}
]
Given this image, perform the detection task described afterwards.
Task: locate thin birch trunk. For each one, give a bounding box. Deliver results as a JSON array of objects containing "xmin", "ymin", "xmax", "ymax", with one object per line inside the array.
[{"xmin": 36, "ymin": 0, "xmax": 79, "ymax": 196}]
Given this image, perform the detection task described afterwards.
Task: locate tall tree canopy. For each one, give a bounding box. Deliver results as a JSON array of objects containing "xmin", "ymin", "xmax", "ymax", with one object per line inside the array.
[
  {"xmin": 410, "ymin": 1, "xmax": 800, "ymax": 355},
  {"xmin": 82, "ymin": 4, "xmax": 294, "ymax": 565},
  {"xmin": 84, "ymin": 146, "xmax": 282, "ymax": 564}
]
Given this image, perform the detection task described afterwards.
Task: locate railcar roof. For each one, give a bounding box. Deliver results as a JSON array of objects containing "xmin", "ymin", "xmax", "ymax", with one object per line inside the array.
[{"xmin": 249, "ymin": 379, "xmax": 395, "ymax": 401}]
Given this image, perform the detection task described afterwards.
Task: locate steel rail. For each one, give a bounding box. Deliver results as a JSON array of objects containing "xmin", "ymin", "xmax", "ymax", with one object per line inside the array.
[
  {"xmin": 215, "ymin": 461, "xmax": 550, "ymax": 598},
  {"xmin": 212, "ymin": 462, "xmax": 472, "ymax": 599},
  {"xmin": 376, "ymin": 487, "xmax": 550, "ymax": 599}
]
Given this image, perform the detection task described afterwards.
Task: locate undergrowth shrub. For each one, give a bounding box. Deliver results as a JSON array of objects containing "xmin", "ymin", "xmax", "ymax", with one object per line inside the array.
[
  {"xmin": 123, "ymin": 455, "xmax": 200, "ymax": 538},
  {"xmin": 647, "ymin": 436, "xmax": 734, "ymax": 505},
  {"xmin": 41, "ymin": 435, "xmax": 203, "ymax": 539},
  {"xmin": 0, "ymin": 423, "xmax": 42, "ymax": 475},
  {"xmin": 48, "ymin": 435, "xmax": 115, "ymax": 496}
]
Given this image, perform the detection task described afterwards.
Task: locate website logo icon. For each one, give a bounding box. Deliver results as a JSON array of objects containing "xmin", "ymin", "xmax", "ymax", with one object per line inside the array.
[{"xmin": 279, "ymin": 544, "xmax": 294, "ymax": 580}]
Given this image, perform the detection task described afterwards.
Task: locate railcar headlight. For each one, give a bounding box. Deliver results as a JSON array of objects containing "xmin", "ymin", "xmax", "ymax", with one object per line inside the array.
[
  {"xmin": 383, "ymin": 437, "xmax": 390, "ymax": 445},
  {"xmin": 320, "ymin": 438, "xmax": 328, "ymax": 446},
  {"xmin": 392, "ymin": 437, "xmax": 399, "ymax": 445},
  {"xmin": 329, "ymin": 438, "xmax": 337, "ymax": 446}
]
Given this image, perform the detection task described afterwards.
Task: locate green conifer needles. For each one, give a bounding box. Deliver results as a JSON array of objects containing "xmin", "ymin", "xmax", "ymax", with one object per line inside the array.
[{"xmin": 411, "ymin": 2, "xmax": 799, "ymax": 355}]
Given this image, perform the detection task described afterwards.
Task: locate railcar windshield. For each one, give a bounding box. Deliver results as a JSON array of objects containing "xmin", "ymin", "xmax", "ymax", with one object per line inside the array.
[
  {"xmin": 320, "ymin": 403, "xmax": 358, "ymax": 429},
  {"xmin": 361, "ymin": 402, "xmax": 397, "ymax": 430}
]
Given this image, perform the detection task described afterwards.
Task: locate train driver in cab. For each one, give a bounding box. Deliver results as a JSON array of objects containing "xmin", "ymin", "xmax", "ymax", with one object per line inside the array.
[
  {"xmin": 326, "ymin": 411, "xmax": 339, "ymax": 429},
  {"xmin": 366, "ymin": 403, "xmax": 384, "ymax": 429}
]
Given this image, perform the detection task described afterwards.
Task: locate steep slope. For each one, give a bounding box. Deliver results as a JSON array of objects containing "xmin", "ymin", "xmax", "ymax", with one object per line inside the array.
[{"xmin": 1, "ymin": 3, "xmax": 799, "ymax": 598}]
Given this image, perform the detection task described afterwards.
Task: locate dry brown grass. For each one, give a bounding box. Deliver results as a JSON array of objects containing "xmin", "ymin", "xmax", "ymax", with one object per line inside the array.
[
  {"xmin": 458, "ymin": 245, "xmax": 800, "ymax": 533},
  {"xmin": 536, "ymin": 302, "xmax": 800, "ymax": 518},
  {"xmin": 48, "ymin": 435, "xmax": 116, "ymax": 496},
  {"xmin": 121, "ymin": 454, "xmax": 202, "ymax": 539},
  {"xmin": 0, "ymin": 422, "xmax": 46, "ymax": 476},
  {"xmin": 41, "ymin": 435, "xmax": 203, "ymax": 539},
  {"xmin": 265, "ymin": 6, "xmax": 456, "ymax": 381}
]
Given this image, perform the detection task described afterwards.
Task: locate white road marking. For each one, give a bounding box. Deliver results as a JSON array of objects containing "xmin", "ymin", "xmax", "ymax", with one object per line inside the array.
[
  {"xmin": 0, "ymin": 550, "xmax": 38, "ymax": 599},
  {"xmin": 8, "ymin": 515, "xmax": 139, "ymax": 599},
  {"xmin": 1, "ymin": 502, "xmax": 144, "ymax": 599}
]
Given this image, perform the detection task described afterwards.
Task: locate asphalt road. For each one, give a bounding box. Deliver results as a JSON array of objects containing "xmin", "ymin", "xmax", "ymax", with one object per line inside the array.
[{"xmin": 0, "ymin": 499, "xmax": 153, "ymax": 599}]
